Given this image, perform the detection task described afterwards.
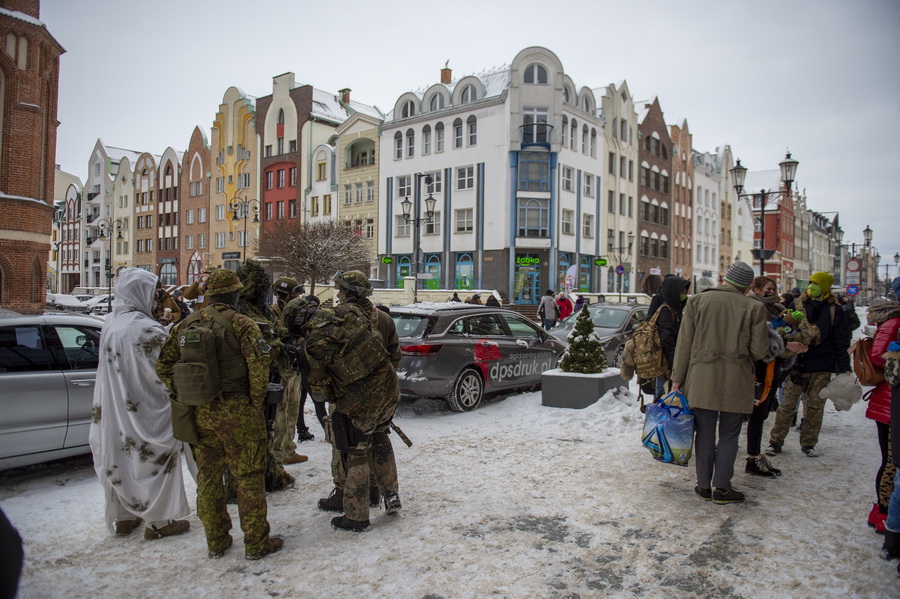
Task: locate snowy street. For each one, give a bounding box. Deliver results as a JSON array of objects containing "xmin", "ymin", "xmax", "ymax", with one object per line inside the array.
[{"xmin": 1, "ymin": 379, "xmax": 894, "ymax": 599}]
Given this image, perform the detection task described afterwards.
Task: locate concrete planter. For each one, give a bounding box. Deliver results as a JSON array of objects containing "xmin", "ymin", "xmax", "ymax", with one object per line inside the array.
[{"xmin": 541, "ymin": 367, "xmax": 622, "ymax": 409}]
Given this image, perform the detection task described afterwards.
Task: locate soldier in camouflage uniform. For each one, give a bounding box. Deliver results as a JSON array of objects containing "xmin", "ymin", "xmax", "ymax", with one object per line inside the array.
[
  {"xmin": 307, "ymin": 270, "xmax": 402, "ymax": 532},
  {"xmin": 271, "ymin": 277, "xmax": 307, "ymax": 464},
  {"xmin": 236, "ymin": 260, "xmax": 295, "ymax": 491},
  {"xmin": 156, "ymin": 269, "xmax": 283, "ymax": 560}
]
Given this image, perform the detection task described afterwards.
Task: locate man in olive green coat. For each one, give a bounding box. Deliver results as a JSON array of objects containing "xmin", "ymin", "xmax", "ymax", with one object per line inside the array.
[{"xmin": 672, "ymin": 262, "xmax": 770, "ymax": 505}]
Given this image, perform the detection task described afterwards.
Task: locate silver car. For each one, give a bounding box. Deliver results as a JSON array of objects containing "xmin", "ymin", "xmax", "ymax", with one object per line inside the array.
[
  {"xmin": 550, "ymin": 302, "xmax": 649, "ymax": 367},
  {"xmin": 390, "ymin": 304, "xmax": 567, "ymax": 412},
  {"xmin": 0, "ymin": 313, "xmax": 103, "ymax": 470}
]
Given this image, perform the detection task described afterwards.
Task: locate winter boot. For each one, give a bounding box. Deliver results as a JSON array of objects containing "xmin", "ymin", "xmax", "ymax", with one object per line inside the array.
[
  {"xmin": 801, "ymin": 446, "xmax": 818, "ymax": 458},
  {"xmin": 331, "ymin": 516, "xmax": 371, "ymax": 532},
  {"xmin": 384, "ymin": 493, "xmax": 402, "ymax": 514},
  {"xmin": 318, "ymin": 488, "xmax": 344, "ymax": 512},
  {"xmin": 298, "ymin": 427, "xmax": 315, "ymax": 442},
  {"xmin": 246, "ymin": 535, "xmax": 284, "ymax": 560},
  {"xmin": 869, "ymin": 503, "xmax": 882, "ymax": 529},
  {"xmin": 765, "ymin": 444, "xmax": 782, "ymax": 457},
  {"xmin": 144, "ymin": 520, "xmax": 190, "ymax": 540},
  {"xmin": 208, "ymin": 534, "xmax": 233, "ymax": 559},
  {"xmin": 759, "ymin": 455, "xmax": 782, "ymax": 476},
  {"xmin": 883, "ymin": 529, "xmax": 900, "ymax": 560},
  {"xmin": 712, "ymin": 488, "xmax": 745, "ymax": 504},
  {"xmin": 114, "ymin": 518, "xmax": 142, "ymax": 537},
  {"xmin": 745, "ymin": 456, "xmax": 777, "ymax": 478}
]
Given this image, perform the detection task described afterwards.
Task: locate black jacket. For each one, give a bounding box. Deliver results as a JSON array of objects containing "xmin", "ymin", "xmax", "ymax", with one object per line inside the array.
[
  {"xmin": 656, "ymin": 277, "xmax": 689, "ymax": 370},
  {"xmin": 794, "ymin": 294, "xmax": 851, "ymax": 374}
]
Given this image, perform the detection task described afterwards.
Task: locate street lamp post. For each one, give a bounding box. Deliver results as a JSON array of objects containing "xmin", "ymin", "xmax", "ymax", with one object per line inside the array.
[
  {"xmin": 96, "ymin": 218, "xmax": 126, "ymax": 313},
  {"xmin": 607, "ymin": 230, "xmax": 635, "ymax": 302},
  {"xmin": 401, "ymin": 174, "xmax": 436, "ymax": 304},
  {"xmin": 229, "ymin": 196, "xmax": 260, "ymax": 262},
  {"xmin": 862, "ymin": 225, "xmax": 873, "ymax": 303},
  {"xmin": 730, "ymin": 152, "xmax": 799, "ymax": 277}
]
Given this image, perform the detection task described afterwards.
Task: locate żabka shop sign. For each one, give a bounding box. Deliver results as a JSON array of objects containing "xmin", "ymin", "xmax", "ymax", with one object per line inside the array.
[{"xmin": 516, "ymin": 256, "xmax": 541, "ymax": 266}]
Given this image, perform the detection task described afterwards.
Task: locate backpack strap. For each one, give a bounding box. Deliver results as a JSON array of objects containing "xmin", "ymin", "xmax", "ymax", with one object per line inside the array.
[{"xmin": 204, "ymin": 305, "xmax": 238, "ymax": 339}]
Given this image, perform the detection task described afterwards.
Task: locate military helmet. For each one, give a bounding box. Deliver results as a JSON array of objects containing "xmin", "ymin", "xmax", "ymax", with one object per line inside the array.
[
  {"xmin": 333, "ymin": 270, "xmax": 373, "ymax": 297},
  {"xmin": 206, "ymin": 269, "xmax": 243, "ymax": 295},
  {"xmin": 273, "ymin": 276, "xmax": 299, "ymax": 297}
]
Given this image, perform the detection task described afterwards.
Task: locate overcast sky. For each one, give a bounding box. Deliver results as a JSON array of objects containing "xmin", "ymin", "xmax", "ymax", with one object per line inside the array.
[{"xmin": 41, "ymin": 0, "xmax": 900, "ymax": 276}]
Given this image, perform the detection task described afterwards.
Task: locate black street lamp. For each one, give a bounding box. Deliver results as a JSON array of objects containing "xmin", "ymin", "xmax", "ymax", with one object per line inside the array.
[
  {"xmin": 96, "ymin": 218, "xmax": 126, "ymax": 313},
  {"xmin": 607, "ymin": 230, "xmax": 635, "ymax": 302},
  {"xmin": 229, "ymin": 196, "xmax": 260, "ymax": 262},
  {"xmin": 863, "ymin": 225, "xmax": 873, "ymax": 302},
  {"xmin": 730, "ymin": 152, "xmax": 799, "ymax": 277},
  {"xmin": 401, "ymin": 174, "xmax": 436, "ymax": 304}
]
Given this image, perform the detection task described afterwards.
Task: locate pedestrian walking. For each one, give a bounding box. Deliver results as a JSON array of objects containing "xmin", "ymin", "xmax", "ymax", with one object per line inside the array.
[
  {"xmin": 671, "ymin": 261, "xmax": 770, "ymax": 504},
  {"xmin": 538, "ymin": 289, "xmax": 559, "ymax": 330}
]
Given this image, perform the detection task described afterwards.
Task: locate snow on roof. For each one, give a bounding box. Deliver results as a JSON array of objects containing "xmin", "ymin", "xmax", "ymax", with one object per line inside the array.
[
  {"xmin": 743, "ymin": 169, "xmax": 784, "ymax": 193},
  {"xmin": 105, "ymin": 146, "xmax": 148, "ymax": 166},
  {"xmin": 345, "ymin": 98, "xmax": 384, "ymax": 120},
  {"xmin": 0, "ymin": 7, "xmax": 44, "ymax": 28},
  {"xmin": 384, "ymin": 65, "xmax": 511, "ymax": 122}
]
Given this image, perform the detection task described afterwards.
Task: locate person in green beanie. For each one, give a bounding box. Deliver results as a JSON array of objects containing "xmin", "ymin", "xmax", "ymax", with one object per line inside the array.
[{"xmin": 767, "ymin": 271, "xmax": 852, "ymax": 458}]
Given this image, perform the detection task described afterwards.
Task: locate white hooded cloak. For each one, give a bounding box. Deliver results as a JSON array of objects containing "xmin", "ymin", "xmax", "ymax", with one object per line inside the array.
[{"xmin": 89, "ymin": 268, "xmax": 189, "ymax": 532}]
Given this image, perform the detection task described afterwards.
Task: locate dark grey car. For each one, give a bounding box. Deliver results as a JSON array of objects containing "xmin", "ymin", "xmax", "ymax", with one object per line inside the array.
[
  {"xmin": 549, "ymin": 302, "xmax": 648, "ymax": 367},
  {"xmin": 0, "ymin": 313, "xmax": 103, "ymax": 470},
  {"xmin": 390, "ymin": 304, "xmax": 566, "ymax": 412}
]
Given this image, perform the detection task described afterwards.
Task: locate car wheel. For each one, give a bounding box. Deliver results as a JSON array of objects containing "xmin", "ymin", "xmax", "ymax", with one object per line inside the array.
[
  {"xmin": 613, "ymin": 344, "xmax": 624, "ymax": 368},
  {"xmin": 447, "ymin": 368, "xmax": 484, "ymax": 412}
]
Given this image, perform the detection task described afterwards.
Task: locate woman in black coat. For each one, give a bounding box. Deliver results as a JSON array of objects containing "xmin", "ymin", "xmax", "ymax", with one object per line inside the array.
[{"xmin": 656, "ymin": 276, "xmax": 690, "ymax": 397}]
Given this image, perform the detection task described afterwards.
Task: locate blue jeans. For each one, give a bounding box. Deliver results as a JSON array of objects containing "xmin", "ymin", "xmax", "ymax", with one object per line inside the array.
[
  {"xmin": 542, "ymin": 318, "xmax": 556, "ymax": 330},
  {"xmin": 888, "ymin": 469, "xmax": 900, "ymax": 531}
]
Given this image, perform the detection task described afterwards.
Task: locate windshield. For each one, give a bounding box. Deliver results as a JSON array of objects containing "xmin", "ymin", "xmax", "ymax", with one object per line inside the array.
[{"xmin": 586, "ymin": 307, "xmax": 630, "ymax": 329}]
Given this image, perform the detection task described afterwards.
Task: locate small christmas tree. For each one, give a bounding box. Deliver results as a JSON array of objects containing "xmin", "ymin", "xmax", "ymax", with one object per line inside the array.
[{"xmin": 559, "ymin": 306, "xmax": 608, "ymax": 374}]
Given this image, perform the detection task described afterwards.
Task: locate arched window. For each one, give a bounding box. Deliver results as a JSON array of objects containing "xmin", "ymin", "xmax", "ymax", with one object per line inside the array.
[
  {"xmin": 558, "ymin": 252, "xmax": 571, "ymax": 289},
  {"xmin": 524, "ymin": 63, "xmax": 548, "ymax": 84},
  {"xmin": 582, "ymin": 124, "xmax": 588, "ymax": 154},
  {"xmin": 579, "ymin": 256, "xmax": 591, "ymax": 292},
  {"xmin": 406, "ymin": 129, "xmax": 415, "ymax": 158},
  {"xmin": 396, "ymin": 256, "xmax": 411, "ymax": 288},
  {"xmin": 590, "ymin": 129, "xmax": 597, "ymax": 157},
  {"xmin": 569, "ymin": 119, "xmax": 577, "ymax": 150},
  {"xmin": 453, "ymin": 118, "xmax": 463, "ymax": 149},
  {"xmin": 429, "ymin": 94, "xmax": 445, "ymax": 111},
  {"xmin": 435, "ymin": 122, "xmax": 445, "ymax": 152},
  {"xmin": 460, "ymin": 84, "xmax": 475, "ymax": 105},
  {"xmin": 582, "ymin": 96, "xmax": 592, "ymax": 113},
  {"xmin": 278, "ymin": 109, "xmax": 285, "ymax": 124},
  {"xmin": 563, "ymin": 87, "xmax": 570, "ymax": 104},
  {"xmin": 422, "ymin": 124, "xmax": 432, "ymax": 154},
  {"xmin": 455, "ymin": 253, "xmax": 474, "ymax": 289},
  {"xmin": 401, "ymin": 100, "xmax": 415, "ymax": 119},
  {"xmin": 561, "ymin": 116, "xmax": 568, "ymax": 147},
  {"xmin": 425, "ymin": 254, "xmax": 442, "ymax": 290},
  {"xmin": 394, "ymin": 131, "xmax": 403, "ymax": 159},
  {"xmin": 466, "ymin": 115, "xmax": 477, "ymax": 146}
]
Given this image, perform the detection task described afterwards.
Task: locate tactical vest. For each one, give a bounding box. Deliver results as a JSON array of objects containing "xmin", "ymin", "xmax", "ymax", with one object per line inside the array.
[
  {"xmin": 172, "ymin": 306, "xmax": 249, "ymax": 405},
  {"xmin": 305, "ymin": 302, "xmax": 389, "ymax": 387}
]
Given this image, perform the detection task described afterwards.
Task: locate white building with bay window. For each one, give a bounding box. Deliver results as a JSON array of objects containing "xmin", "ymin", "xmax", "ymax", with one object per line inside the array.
[{"xmin": 379, "ymin": 46, "xmax": 607, "ymax": 304}]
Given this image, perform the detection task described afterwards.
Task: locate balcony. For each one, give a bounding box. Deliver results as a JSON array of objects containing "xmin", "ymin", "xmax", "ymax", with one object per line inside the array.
[
  {"xmin": 345, "ymin": 157, "xmax": 376, "ymax": 170},
  {"xmin": 87, "ymin": 192, "xmax": 99, "ymax": 202}
]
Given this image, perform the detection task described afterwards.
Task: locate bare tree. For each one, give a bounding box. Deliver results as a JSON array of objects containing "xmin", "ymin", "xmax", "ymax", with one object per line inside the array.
[{"xmin": 256, "ymin": 218, "xmax": 373, "ymax": 294}]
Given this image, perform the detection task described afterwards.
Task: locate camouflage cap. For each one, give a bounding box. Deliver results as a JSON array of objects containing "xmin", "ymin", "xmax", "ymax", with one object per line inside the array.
[
  {"xmin": 206, "ymin": 269, "xmax": 243, "ymax": 295},
  {"xmin": 273, "ymin": 276, "xmax": 299, "ymax": 296},
  {"xmin": 333, "ymin": 270, "xmax": 373, "ymax": 297}
]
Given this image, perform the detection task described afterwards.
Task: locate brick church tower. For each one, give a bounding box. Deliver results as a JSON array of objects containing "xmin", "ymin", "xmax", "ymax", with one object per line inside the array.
[{"xmin": 0, "ymin": 0, "xmax": 64, "ymax": 313}]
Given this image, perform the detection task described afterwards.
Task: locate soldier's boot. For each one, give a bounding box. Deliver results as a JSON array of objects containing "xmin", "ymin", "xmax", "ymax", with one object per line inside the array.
[
  {"xmin": 144, "ymin": 520, "xmax": 190, "ymax": 540},
  {"xmin": 318, "ymin": 488, "xmax": 344, "ymax": 512},
  {"xmin": 331, "ymin": 516, "xmax": 371, "ymax": 533},
  {"xmin": 384, "ymin": 494, "xmax": 402, "ymax": 514},
  {"xmin": 208, "ymin": 534, "xmax": 233, "ymax": 559},
  {"xmin": 246, "ymin": 535, "xmax": 284, "ymax": 560},
  {"xmin": 115, "ymin": 518, "xmax": 142, "ymax": 536},
  {"xmin": 369, "ymin": 485, "xmax": 381, "ymax": 508}
]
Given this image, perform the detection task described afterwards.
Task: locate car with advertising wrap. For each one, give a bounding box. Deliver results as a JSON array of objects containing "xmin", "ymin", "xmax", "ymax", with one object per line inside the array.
[
  {"xmin": 549, "ymin": 301, "xmax": 649, "ymax": 367},
  {"xmin": 0, "ymin": 312, "xmax": 103, "ymax": 470},
  {"xmin": 390, "ymin": 304, "xmax": 566, "ymax": 412}
]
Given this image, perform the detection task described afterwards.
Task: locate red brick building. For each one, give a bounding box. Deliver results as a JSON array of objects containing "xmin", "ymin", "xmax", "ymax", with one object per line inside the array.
[
  {"xmin": 0, "ymin": 0, "xmax": 63, "ymax": 313},
  {"xmin": 179, "ymin": 126, "xmax": 210, "ymax": 282},
  {"xmin": 636, "ymin": 97, "xmax": 673, "ymax": 293},
  {"xmin": 669, "ymin": 119, "xmax": 693, "ymax": 281}
]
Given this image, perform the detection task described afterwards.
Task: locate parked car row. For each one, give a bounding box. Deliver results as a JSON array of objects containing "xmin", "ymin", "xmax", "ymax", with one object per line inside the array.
[{"xmin": 45, "ymin": 293, "xmax": 113, "ymax": 315}]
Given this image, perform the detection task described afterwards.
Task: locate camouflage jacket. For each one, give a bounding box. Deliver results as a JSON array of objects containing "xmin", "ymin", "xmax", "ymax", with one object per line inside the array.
[{"xmin": 156, "ymin": 303, "xmax": 272, "ymax": 404}]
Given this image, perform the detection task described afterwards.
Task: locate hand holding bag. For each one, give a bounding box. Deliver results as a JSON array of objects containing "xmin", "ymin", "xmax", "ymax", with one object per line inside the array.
[{"xmin": 641, "ymin": 391, "xmax": 694, "ymax": 466}]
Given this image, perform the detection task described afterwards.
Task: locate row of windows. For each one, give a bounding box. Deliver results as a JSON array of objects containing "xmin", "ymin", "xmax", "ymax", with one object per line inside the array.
[
  {"xmin": 344, "ymin": 181, "xmax": 376, "ymax": 204},
  {"xmin": 640, "ymin": 201, "xmax": 669, "ymax": 226},
  {"xmin": 184, "ymin": 208, "xmax": 208, "ymax": 224},
  {"xmin": 399, "ymin": 84, "xmax": 481, "ymax": 119},
  {"xmin": 264, "ymin": 200, "xmax": 297, "ymax": 220},
  {"xmin": 639, "ymin": 237, "xmax": 670, "ymax": 259},
  {"xmin": 559, "ymin": 166, "xmax": 596, "ymax": 197},
  {"xmin": 214, "ymin": 173, "xmax": 252, "ymax": 193},
  {"xmin": 642, "ymin": 135, "xmax": 668, "ymax": 159},
  {"xmin": 609, "ymin": 152, "xmax": 635, "ymax": 181},
  {"xmin": 264, "ymin": 167, "xmax": 298, "ymax": 190},
  {"xmin": 309, "ymin": 195, "xmax": 333, "ymax": 217},
  {"xmin": 394, "ymin": 117, "xmax": 477, "ymax": 160},
  {"xmin": 640, "ymin": 167, "xmax": 669, "ymax": 193},
  {"xmin": 264, "ymin": 137, "xmax": 297, "ymax": 157},
  {"xmin": 560, "ymin": 116, "xmax": 598, "ymax": 156},
  {"xmin": 608, "ymin": 191, "xmax": 635, "ymax": 217}
]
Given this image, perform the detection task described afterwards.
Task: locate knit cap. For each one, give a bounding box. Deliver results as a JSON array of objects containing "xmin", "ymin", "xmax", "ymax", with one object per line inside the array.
[{"xmin": 724, "ymin": 261, "xmax": 755, "ymax": 288}]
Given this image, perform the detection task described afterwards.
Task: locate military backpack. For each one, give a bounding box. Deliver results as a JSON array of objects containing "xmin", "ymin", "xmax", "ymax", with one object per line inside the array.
[
  {"xmin": 632, "ymin": 305, "xmax": 670, "ymax": 380},
  {"xmin": 173, "ymin": 307, "xmax": 245, "ymax": 405},
  {"xmin": 304, "ymin": 303, "xmax": 389, "ymax": 388}
]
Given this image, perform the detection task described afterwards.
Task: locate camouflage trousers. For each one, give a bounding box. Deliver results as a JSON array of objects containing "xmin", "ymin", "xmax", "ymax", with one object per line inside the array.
[
  {"xmin": 194, "ymin": 397, "xmax": 270, "ymax": 555},
  {"xmin": 769, "ymin": 371, "xmax": 833, "ymax": 449},
  {"xmin": 329, "ymin": 405, "xmax": 399, "ymax": 522},
  {"xmin": 273, "ymin": 372, "xmax": 301, "ymax": 460}
]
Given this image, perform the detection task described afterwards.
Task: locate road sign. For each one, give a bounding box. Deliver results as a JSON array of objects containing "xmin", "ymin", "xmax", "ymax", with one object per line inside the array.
[
  {"xmin": 845, "ymin": 272, "xmax": 861, "ymax": 285},
  {"xmin": 846, "ymin": 284, "xmax": 859, "ymax": 296},
  {"xmin": 615, "ymin": 265, "xmax": 625, "ymax": 275},
  {"xmin": 416, "ymin": 273, "xmax": 432, "ymax": 279},
  {"xmin": 846, "ymin": 258, "xmax": 861, "ymax": 272}
]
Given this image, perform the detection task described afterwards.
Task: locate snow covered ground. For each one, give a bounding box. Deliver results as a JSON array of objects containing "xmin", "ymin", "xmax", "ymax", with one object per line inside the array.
[{"xmin": 1, "ymin": 375, "xmax": 895, "ymax": 599}]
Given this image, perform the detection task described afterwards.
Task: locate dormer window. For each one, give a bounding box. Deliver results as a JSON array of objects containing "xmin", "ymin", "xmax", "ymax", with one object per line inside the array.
[
  {"xmin": 460, "ymin": 84, "xmax": 475, "ymax": 105},
  {"xmin": 429, "ymin": 94, "xmax": 445, "ymax": 111},
  {"xmin": 524, "ymin": 63, "xmax": 548, "ymax": 85},
  {"xmin": 401, "ymin": 100, "xmax": 416, "ymax": 119}
]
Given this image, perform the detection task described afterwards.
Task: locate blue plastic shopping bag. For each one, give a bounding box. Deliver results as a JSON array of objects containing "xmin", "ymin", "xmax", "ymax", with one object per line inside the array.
[{"xmin": 641, "ymin": 391, "xmax": 694, "ymax": 467}]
